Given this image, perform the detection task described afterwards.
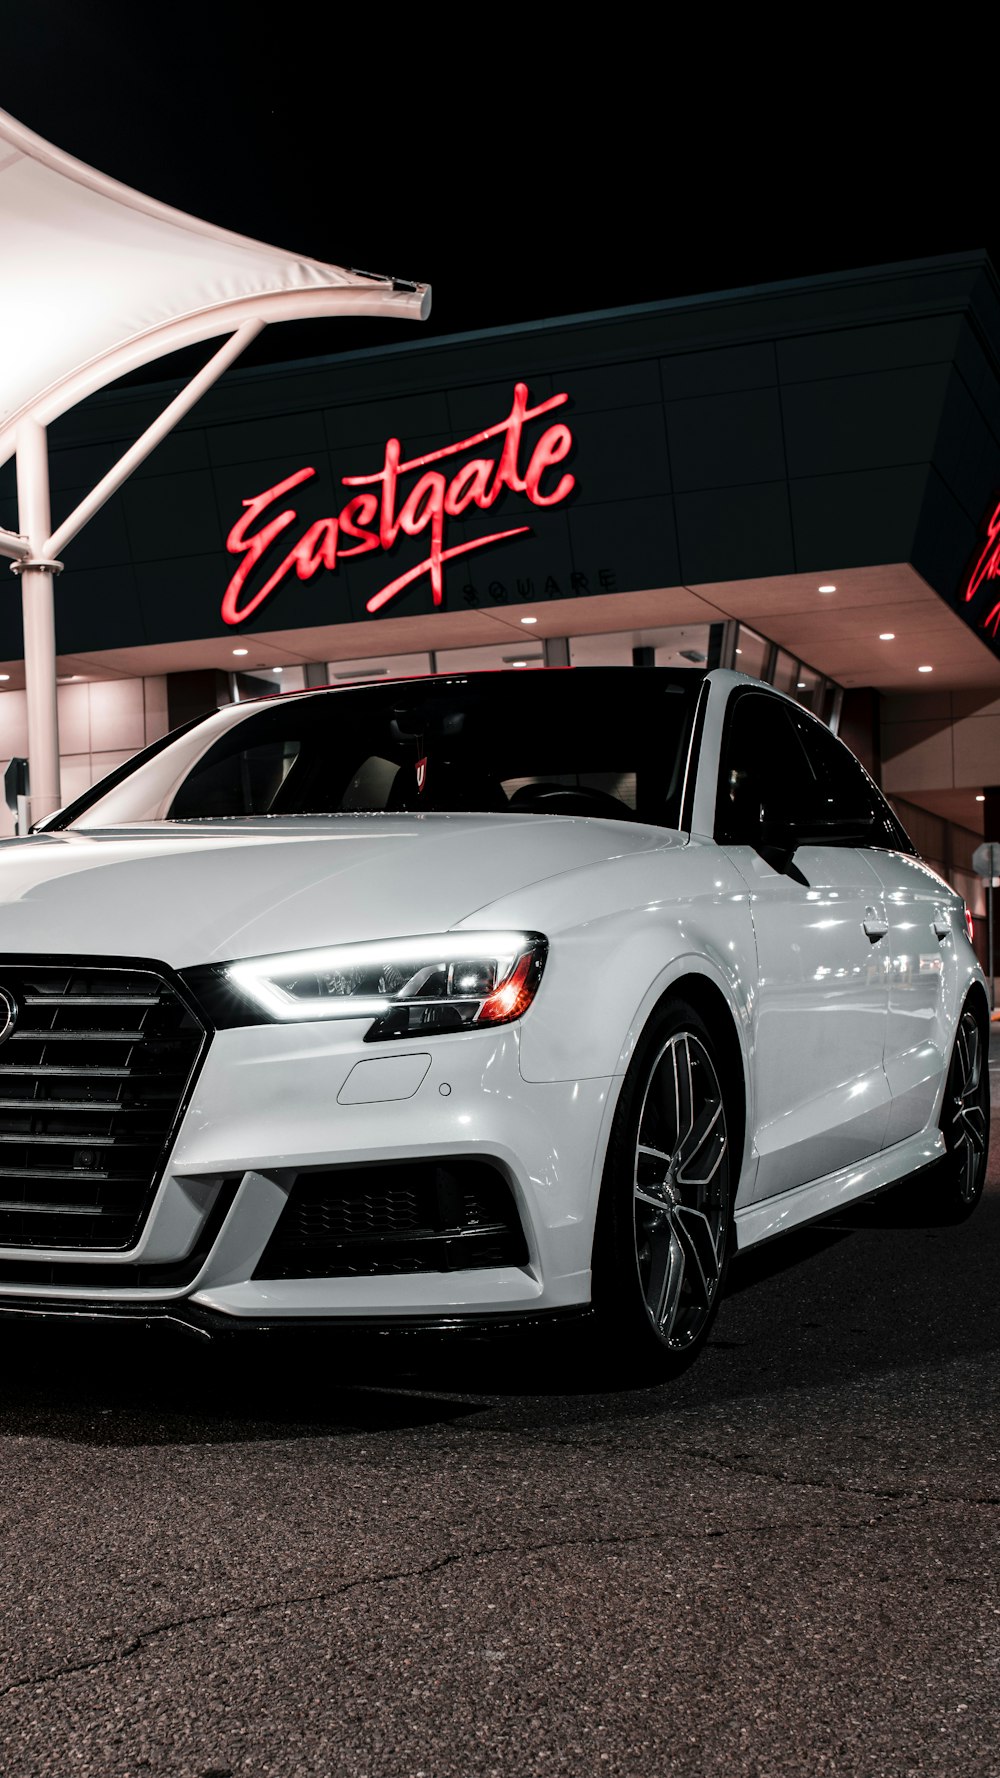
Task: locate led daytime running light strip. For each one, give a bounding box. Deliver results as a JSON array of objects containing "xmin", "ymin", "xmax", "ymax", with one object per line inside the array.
[{"xmin": 226, "ymin": 931, "xmax": 539, "ymax": 1023}]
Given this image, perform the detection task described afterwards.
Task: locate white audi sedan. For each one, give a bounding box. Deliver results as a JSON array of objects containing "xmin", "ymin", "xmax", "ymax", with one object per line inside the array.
[{"xmin": 0, "ymin": 667, "xmax": 987, "ymax": 1377}]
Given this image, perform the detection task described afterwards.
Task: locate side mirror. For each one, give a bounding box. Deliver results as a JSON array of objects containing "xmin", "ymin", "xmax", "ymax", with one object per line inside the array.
[
  {"xmin": 795, "ymin": 812, "xmax": 877, "ymax": 845},
  {"xmin": 757, "ymin": 809, "xmax": 794, "ymax": 846},
  {"xmin": 757, "ymin": 807, "xmax": 877, "ymax": 865},
  {"xmin": 756, "ymin": 812, "xmax": 798, "ymax": 874}
]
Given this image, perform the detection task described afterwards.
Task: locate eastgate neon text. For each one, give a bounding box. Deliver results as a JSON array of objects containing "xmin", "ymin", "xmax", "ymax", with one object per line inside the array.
[
  {"xmin": 221, "ymin": 383, "xmax": 575, "ymax": 625},
  {"xmin": 966, "ymin": 497, "xmax": 1000, "ymax": 637}
]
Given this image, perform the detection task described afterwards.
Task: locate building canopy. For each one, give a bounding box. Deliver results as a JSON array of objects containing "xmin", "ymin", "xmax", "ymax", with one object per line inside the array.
[{"xmin": 0, "ymin": 108, "xmax": 429, "ymax": 468}]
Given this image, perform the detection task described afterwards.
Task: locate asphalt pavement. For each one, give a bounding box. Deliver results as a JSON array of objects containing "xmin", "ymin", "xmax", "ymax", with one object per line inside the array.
[{"xmin": 0, "ymin": 1061, "xmax": 999, "ymax": 1776}]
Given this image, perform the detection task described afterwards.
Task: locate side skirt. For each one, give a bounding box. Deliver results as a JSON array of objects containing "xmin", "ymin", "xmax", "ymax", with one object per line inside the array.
[{"xmin": 734, "ymin": 1129, "xmax": 946, "ymax": 1251}]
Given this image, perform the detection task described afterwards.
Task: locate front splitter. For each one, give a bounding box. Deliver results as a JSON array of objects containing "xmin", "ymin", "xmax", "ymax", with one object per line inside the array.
[{"xmin": 0, "ymin": 1296, "xmax": 594, "ymax": 1344}]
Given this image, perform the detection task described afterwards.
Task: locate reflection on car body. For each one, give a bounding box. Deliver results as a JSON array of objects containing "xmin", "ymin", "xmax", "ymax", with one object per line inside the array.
[{"xmin": 0, "ymin": 667, "xmax": 984, "ymax": 1380}]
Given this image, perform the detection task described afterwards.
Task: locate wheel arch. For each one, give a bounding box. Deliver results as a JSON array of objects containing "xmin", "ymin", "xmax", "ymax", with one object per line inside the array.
[
  {"xmin": 963, "ymin": 978, "xmax": 991, "ymax": 1040},
  {"xmin": 601, "ymin": 956, "xmax": 754, "ymax": 1209},
  {"xmin": 589, "ymin": 965, "xmax": 745, "ymax": 1362},
  {"xmin": 659, "ymin": 971, "xmax": 748, "ymax": 1181}
]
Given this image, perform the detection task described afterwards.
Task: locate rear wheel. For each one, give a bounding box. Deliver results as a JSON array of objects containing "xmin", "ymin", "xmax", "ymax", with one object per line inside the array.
[
  {"xmin": 935, "ymin": 1002, "xmax": 990, "ymax": 1222},
  {"xmin": 592, "ymin": 999, "xmax": 735, "ymax": 1379}
]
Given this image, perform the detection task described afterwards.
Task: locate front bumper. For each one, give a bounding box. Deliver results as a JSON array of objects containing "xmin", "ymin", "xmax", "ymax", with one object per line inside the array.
[{"xmin": 0, "ymin": 1020, "xmax": 613, "ymax": 1324}]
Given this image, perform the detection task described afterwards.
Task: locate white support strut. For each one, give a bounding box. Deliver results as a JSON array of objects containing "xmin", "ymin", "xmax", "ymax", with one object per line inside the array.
[
  {"xmin": 45, "ymin": 321, "xmax": 264, "ymax": 560},
  {"xmin": 0, "ymin": 528, "xmax": 28, "ymax": 563}
]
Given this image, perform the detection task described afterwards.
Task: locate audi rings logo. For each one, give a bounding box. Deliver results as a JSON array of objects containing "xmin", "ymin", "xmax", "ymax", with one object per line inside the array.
[{"xmin": 0, "ymin": 987, "xmax": 18, "ymax": 1045}]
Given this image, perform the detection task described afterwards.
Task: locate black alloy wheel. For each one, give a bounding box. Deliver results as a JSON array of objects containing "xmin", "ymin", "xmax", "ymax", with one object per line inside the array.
[
  {"xmin": 936, "ymin": 1003, "xmax": 990, "ymax": 1222},
  {"xmin": 593, "ymin": 999, "xmax": 734, "ymax": 1377}
]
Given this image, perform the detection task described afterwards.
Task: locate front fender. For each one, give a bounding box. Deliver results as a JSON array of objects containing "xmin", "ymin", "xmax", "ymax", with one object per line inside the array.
[{"xmin": 457, "ymin": 843, "xmax": 756, "ymax": 1084}]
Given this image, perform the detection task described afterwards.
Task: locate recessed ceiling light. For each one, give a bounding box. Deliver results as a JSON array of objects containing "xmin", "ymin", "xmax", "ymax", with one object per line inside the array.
[
  {"xmin": 818, "ymin": 583, "xmax": 836, "ymax": 593},
  {"xmin": 520, "ymin": 616, "xmax": 538, "ymax": 625},
  {"xmin": 232, "ymin": 647, "xmax": 248, "ymax": 657},
  {"xmin": 272, "ymin": 667, "xmax": 283, "ymax": 674},
  {"xmin": 734, "ymin": 648, "xmax": 742, "ymax": 655},
  {"xmin": 797, "ymin": 681, "xmax": 806, "ymax": 688},
  {"xmin": 0, "ymin": 674, "xmax": 9, "ymax": 683},
  {"xmin": 879, "ymin": 632, "xmax": 895, "ymax": 641},
  {"xmin": 918, "ymin": 664, "xmax": 933, "ymax": 673},
  {"xmin": 976, "ymin": 794, "xmax": 986, "ymax": 802},
  {"xmin": 511, "ymin": 660, "xmax": 528, "ymax": 668}
]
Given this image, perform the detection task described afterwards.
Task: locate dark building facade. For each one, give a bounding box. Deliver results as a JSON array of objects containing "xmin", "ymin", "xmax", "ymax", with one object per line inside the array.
[{"xmin": 0, "ymin": 251, "xmax": 999, "ymax": 945}]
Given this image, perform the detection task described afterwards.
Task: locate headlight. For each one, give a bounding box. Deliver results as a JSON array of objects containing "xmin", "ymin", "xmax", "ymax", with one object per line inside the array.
[{"xmin": 186, "ymin": 932, "xmax": 547, "ymax": 1039}]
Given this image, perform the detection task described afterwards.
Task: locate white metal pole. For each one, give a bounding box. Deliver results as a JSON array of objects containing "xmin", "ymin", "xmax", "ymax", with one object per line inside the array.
[{"xmin": 14, "ymin": 417, "xmax": 62, "ymax": 822}]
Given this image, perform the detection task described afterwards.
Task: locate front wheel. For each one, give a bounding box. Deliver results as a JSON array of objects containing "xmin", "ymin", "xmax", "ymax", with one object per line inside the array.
[{"xmin": 592, "ymin": 999, "xmax": 735, "ymax": 1379}]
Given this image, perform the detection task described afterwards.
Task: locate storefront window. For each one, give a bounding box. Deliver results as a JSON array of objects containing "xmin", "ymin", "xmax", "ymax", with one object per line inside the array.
[
  {"xmin": 733, "ymin": 626, "xmax": 769, "ymax": 680},
  {"xmin": 325, "ymin": 652, "xmax": 433, "ymax": 681},
  {"xmin": 434, "ymin": 645, "xmax": 545, "ymax": 672},
  {"xmin": 820, "ymin": 681, "xmax": 840, "ymax": 727},
  {"xmin": 569, "ymin": 625, "xmax": 710, "ymax": 668},
  {"xmin": 654, "ymin": 626, "xmax": 710, "ymax": 668},
  {"xmin": 792, "ymin": 664, "xmax": 823, "ymax": 714},
  {"xmin": 569, "ymin": 631, "xmax": 632, "ymax": 667},
  {"xmin": 771, "ymin": 650, "xmax": 800, "ymax": 696}
]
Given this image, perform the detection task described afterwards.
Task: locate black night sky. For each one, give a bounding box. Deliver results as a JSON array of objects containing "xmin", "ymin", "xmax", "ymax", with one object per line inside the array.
[{"xmin": 2, "ymin": 9, "xmax": 997, "ymax": 374}]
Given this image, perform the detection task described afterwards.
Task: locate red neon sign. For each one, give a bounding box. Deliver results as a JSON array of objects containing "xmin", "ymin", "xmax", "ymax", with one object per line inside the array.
[
  {"xmin": 222, "ymin": 383, "xmax": 575, "ymax": 625},
  {"xmin": 966, "ymin": 497, "xmax": 1000, "ymax": 637}
]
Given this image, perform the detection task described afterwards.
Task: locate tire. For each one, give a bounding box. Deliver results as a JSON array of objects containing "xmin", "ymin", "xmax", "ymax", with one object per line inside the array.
[
  {"xmin": 591, "ymin": 997, "xmax": 735, "ymax": 1380},
  {"xmin": 933, "ymin": 1000, "xmax": 990, "ymax": 1223}
]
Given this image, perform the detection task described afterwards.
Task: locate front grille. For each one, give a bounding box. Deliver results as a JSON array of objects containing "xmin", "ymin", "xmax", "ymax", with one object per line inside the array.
[
  {"xmin": 0, "ymin": 961, "xmax": 207, "ymax": 1251},
  {"xmin": 0, "ymin": 1177, "xmax": 238, "ymax": 1287},
  {"xmin": 254, "ymin": 1159, "xmax": 529, "ymax": 1279}
]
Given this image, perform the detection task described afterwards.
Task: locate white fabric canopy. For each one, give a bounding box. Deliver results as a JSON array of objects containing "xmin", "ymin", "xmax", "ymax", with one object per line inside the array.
[
  {"xmin": 0, "ymin": 109, "xmax": 429, "ymax": 467},
  {"xmin": 0, "ymin": 109, "xmax": 429, "ymax": 821}
]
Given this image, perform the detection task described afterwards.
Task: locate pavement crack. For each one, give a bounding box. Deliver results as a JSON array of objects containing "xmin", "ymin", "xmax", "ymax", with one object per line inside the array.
[
  {"xmin": 674, "ymin": 1447, "xmax": 1000, "ymax": 1507},
  {"xmin": 0, "ymin": 1521, "xmax": 836, "ymax": 1703},
  {"xmin": 381, "ymin": 1426, "xmax": 1000, "ymax": 1511}
]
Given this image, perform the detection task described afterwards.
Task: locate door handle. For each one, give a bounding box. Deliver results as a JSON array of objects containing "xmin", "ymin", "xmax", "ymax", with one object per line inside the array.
[
  {"xmin": 933, "ymin": 910, "xmax": 951, "ymax": 940},
  {"xmin": 863, "ymin": 907, "xmax": 888, "ymax": 942}
]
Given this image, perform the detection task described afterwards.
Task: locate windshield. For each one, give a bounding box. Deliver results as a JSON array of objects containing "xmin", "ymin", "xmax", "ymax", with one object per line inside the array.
[{"xmin": 51, "ymin": 668, "xmax": 703, "ymax": 831}]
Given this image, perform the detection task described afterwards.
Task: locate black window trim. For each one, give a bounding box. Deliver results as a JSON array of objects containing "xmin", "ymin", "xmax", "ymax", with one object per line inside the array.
[{"xmin": 713, "ymin": 683, "xmax": 914, "ymax": 855}]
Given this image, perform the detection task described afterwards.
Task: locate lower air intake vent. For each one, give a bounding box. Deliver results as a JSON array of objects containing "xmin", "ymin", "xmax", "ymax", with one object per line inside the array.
[
  {"xmin": 254, "ymin": 1159, "xmax": 529, "ymax": 1278},
  {"xmin": 0, "ymin": 961, "xmax": 206, "ymax": 1251}
]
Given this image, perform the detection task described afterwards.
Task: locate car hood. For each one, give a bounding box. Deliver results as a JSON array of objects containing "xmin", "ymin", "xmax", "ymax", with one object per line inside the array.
[{"xmin": 0, "ymin": 814, "xmax": 677, "ymax": 968}]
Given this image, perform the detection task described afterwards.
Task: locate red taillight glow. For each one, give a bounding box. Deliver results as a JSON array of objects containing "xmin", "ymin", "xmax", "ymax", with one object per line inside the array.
[
  {"xmin": 477, "ymin": 951, "xmax": 539, "ymax": 1026},
  {"xmin": 965, "ymin": 905, "xmax": 976, "ymax": 944}
]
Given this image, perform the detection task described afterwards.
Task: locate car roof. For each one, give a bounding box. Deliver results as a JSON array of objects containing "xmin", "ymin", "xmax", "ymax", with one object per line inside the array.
[{"xmin": 237, "ymin": 663, "xmax": 706, "ymax": 708}]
